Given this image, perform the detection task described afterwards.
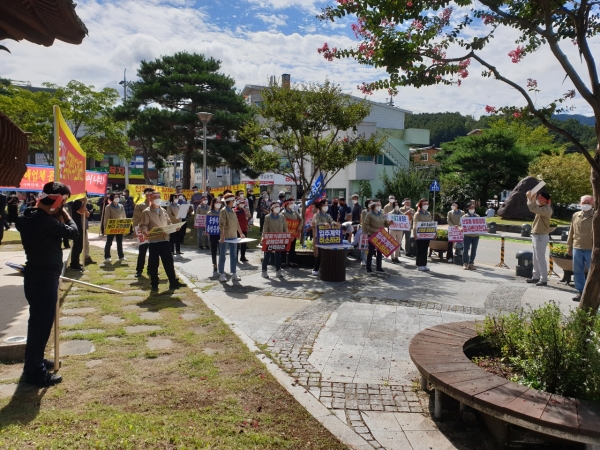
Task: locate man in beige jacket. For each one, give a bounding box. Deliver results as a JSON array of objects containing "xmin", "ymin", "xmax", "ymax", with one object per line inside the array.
[
  {"xmin": 133, "ymin": 187, "xmax": 154, "ymax": 278},
  {"xmin": 526, "ymin": 190, "xmax": 553, "ymax": 286},
  {"xmin": 568, "ymin": 195, "xmax": 594, "ymax": 301}
]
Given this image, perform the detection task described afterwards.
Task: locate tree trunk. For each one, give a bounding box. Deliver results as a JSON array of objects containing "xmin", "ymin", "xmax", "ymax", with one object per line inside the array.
[
  {"xmin": 183, "ymin": 134, "xmax": 193, "ymax": 190},
  {"xmin": 578, "ymin": 149, "xmax": 600, "ymax": 314},
  {"xmin": 143, "ymin": 147, "xmax": 150, "ymax": 184}
]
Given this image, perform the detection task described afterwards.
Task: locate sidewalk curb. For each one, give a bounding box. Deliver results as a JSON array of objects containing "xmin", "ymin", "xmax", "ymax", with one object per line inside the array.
[{"xmin": 175, "ymin": 270, "xmax": 373, "ymax": 450}]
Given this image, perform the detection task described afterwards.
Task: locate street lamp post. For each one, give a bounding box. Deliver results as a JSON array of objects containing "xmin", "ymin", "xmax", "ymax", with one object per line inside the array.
[{"xmin": 197, "ymin": 112, "xmax": 213, "ymax": 194}]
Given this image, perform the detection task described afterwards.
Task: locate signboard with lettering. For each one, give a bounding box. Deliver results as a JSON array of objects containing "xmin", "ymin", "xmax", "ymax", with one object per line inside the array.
[
  {"xmin": 387, "ymin": 214, "xmax": 410, "ymax": 231},
  {"xmin": 358, "ymin": 233, "xmax": 369, "ymax": 250},
  {"xmin": 448, "ymin": 226, "xmax": 464, "ymax": 243},
  {"xmin": 460, "ymin": 217, "xmax": 488, "ymax": 234},
  {"xmin": 134, "ymin": 226, "xmax": 148, "ymax": 245},
  {"xmin": 368, "ymin": 228, "xmax": 400, "ymax": 258},
  {"xmin": 147, "ymin": 223, "xmax": 181, "ymax": 237},
  {"xmin": 261, "ymin": 232, "xmax": 293, "ymax": 252},
  {"xmin": 416, "ymin": 221, "xmax": 438, "ymax": 240},
  {"xmin": 105, "ymin": 218, "xmax": 133, "ymax": 235},
  {"xmin": 194, "ymin": 214, "xmax": 206, "ymax": 229},
  {"xmin": 285, "ymin": 219, "xmax": 301, "ymax": 239},
  {"xmin": 206, "ymin": 215, "xmax": 220, "ymax": 235},
  {"xmin": 316, "ymin": 224, "xmax": 342, "ymax": 246}
]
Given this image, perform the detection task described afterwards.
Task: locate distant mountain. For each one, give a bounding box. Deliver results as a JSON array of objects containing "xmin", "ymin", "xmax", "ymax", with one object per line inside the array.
[{"xmin": 552, "ymin": 113, "xmax": 595, "ymax": 127}]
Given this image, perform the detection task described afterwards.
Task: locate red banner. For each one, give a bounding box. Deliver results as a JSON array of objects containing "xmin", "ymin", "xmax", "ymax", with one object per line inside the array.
[
  {"xmin": 368, "ymin": 227, "xmax": 400, "ymax": 258},
  {"xmin": 0, "ymin": 165, "xmax": 107, "ymax": 196},
  {"xmin": 261, "ymin": 232, "xmax": 293, "ymax": 252},
  {"xmin": 85, "ymin": 171, "xmax": 108, "ymax": 195},
  {"xmin": 55, "ymin": 106, "xmax": 86, "ymax": 200},
  {"xmin": 285, "ymin": 218, "xmax": 301, "ymax": 239}
]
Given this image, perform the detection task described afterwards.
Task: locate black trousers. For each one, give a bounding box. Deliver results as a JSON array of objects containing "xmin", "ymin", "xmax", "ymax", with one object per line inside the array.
[
  {"xmin": 287, "ymin": 239, "xmax": 297, "ymax": 263},
  {"xmin": 23, "ymin": 277, "xmax": 59, "ymax": 377},
  {"xmin": 136, "ymin": 242, "xmax": 148, "ymax": 273},
  {"xmin": 237, "ymin": 243, "xmax": 247, "ymax": 260},
  {"xmin": 210, "ymin": 234, "xmax": 220, "ymax": 266},
  {"xmin": 148, "ymin": 241, "xmax": 177, "ymax": 288},
  {"xmin": 71, "ymin": 230, "xmax": 84, "ymax": 266},
  {"xmin": 0, "ymin": 222, "xmax": 3, "ymax": 243},
  {"xmin": 178, "ymin": 221, "xmax": 187, "ymax": 244},
  {"xmin": 169, "ymin": 232, "xmax": 180, "ymax": 254},
  {"xmin": 416, "ymin": 239, "xmax": 430, "ymax": 266},
  {"xmin": 367, "ymin": 241, "xmax": 383, "ymax": 271},
  {"xmin": 313, "ymin": 248, "xmax": 321, "ymax": 271},
  {"xmin": 105, "ymin": 234, "xmax": 124, "ymax": 259},
  {"xmin": 404, "ymin": 230, "xmax": 412, "ymax": 255},
  {"xmin": 259, "ymin": 215, "xmax": 265, "ymax": 233}
]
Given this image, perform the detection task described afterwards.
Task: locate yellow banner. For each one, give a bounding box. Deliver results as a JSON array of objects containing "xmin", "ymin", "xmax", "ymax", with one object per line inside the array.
[
  {"xmin": 210, "ymin": 183, "xmax": 246, "ymax": 197},
  {"xmin": 127, "ymin": 184, "xmax": 194, "ymax": 204},
  {"xmin": 105, "ymin": 218, "xmax": 133, "ymax": 235}
]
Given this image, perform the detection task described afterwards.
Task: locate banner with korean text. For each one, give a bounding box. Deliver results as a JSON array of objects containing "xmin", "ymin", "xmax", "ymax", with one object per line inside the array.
[
  {"xmin": 357, "ymin": 233, "xmax": 369, "ymax": 250},
  {"xmin": 54, "ymin": 106, "xmax": 86, "ymax": 201},
  {"xmin": 285, "ymin": 219, "xmax": 301, "ymax": 239},
  {"xmin": 194, "ymin": 214, "xmax": 207, "ymax": 229},
  {"xmin": 105, "ymin": 218, "xmax": 133, "ymax": 235},
  {"xmin": 415, "ymin": 222, "xmax": 438, "ymax": 240},
  {"xmin": 387, "ymin": 214, "xmax": 410, "ymax": 231},
  {"xmin": 128, "ymin": 184, "xmax": 194, "ymax": 204},
  {"xmin": 368, "ymin": 227, "xmax": 400, "ymax": 258},
  {"xmin": 448, "ymin": 226, "xmax": 464, "ymax": 242},
  {"xmin": 206, "ymin": 216, "xmax": 220, "ymax": 235},
  {"xmin": 460, "ymin": 217, "xmax": 488, "ymax": 234},
  {"xmin": 262, "ymin": 232, "xmax": 293, "ymax": 252},
  {"xmin": 316, "ymin": 224, "xmax": 342, "ymax": 246}
]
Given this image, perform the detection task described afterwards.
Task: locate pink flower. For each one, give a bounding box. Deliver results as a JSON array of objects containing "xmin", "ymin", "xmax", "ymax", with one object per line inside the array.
[
  {"xmin": 439, "ymin": 7, "xmax": 452, "ymax": 24},
  {"xmin": 513, "ymin": 112, "xmax": 522, "ymax": 118},
  {"xmin": 527, "ymin": 78, "xmax": 538, "ymax": 89},
  {"xmin": 407, "ymin": 1, "xmax": 413, "ymax": 6},
  {"xmin": 412, "ymin": 19, "xmax": 424, "ymax": 30},
  {"xmin": 485, "ymin": 105, "xmax": 497, "ymax": 114},
  {"xmin": 358, "ymin": 82, "xmax": 374, "ymax": 95},
  {"xmin": 482, "ymin": 14, "xmax": 494, "ymax": 25},
  {"xmin": 508, "ymin": 46, "xmax": 524, "ymax": 63},
  {"xmin": 317, "ymin": 42, "xmax": 338, "ymax": 61}
]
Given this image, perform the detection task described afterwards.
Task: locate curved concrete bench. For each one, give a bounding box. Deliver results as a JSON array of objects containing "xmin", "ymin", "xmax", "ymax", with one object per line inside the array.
[{"xmin": 409, "ymin": 321, "xmax": 600, "ymax": 446}]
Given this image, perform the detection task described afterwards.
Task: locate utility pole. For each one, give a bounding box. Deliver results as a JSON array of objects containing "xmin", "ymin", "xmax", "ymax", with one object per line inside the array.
[{"xmin": 118, "ymin": 69, "xmax": 132, "ymax": 101}]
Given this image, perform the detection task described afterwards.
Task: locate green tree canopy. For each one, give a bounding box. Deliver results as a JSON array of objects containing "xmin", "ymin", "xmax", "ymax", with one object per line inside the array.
[
  {"xmin": 529, "ymin": 153, "xmax": 592, "ymax": 205},
  {"xmin": 437, "ymin": 129, "xmax": 530, "ymax": 206},
  {"xmin": 376, "ymin": 167, "xmax": 434, "ymax": 206},
  {"xmin": 405, "ymin": 112, "xmax": 479, "ymax": 147},
  {"xmin": 130, "ymin": 51, "xmax": 255, "ymax": 188}
]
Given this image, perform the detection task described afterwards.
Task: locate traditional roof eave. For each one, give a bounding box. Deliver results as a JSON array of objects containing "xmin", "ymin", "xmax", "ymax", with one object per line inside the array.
[{"xmin": 0, "ymin": 112, "xmax": 29, "ymax": 187}]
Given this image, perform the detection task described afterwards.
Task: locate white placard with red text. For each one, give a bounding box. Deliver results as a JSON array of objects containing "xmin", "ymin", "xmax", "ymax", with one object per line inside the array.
[
  {"xmin": 387, "ymin": 214, "xmax": 410, "ymax": 231},
  {"xmin": 448, "ymin": 226, "xmax": 464, "ymax": 243},
  {"xmin": 460, "ymin": 217, "xmax": 488, "ymax": 234}
]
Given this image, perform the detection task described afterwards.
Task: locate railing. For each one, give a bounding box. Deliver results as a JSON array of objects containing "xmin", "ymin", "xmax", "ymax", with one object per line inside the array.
[{"xmin": 376, "ymin": 130, "xmax": 411, "ymax": 167}]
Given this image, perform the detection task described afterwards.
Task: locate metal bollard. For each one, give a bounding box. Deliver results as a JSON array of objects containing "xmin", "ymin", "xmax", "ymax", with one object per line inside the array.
[
  {"xmin": 495, "ymin": 236, "xmax": 510, "ymax": 269},
  {"xmin": 547, "ymin": 242, "xmax": 559, "ymax": 278}
]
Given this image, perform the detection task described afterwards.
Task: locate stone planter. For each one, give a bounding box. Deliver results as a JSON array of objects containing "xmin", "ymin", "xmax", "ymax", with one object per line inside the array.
[
  {"xmin": 552, "ymin": 255, "xmax": 573, "ymax": 272},
  {"xmin": 429, "ymin": 240, "xmax": 448, "ymax": 251}
]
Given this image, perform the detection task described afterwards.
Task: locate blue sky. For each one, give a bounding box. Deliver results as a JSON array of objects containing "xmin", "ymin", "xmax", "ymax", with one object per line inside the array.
[{"xmin": 1, "ymin": 0, "xmax": 596, "ymax": 117}]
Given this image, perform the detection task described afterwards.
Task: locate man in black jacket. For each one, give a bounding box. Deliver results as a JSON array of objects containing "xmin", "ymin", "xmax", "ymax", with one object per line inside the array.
[
  {"xmin": 16, "ymin": 182, "xmax": 79, "ymax": 387},
  {"xmin": 0, "ymin": 192, "xmax": 6, "ymax": 244}
]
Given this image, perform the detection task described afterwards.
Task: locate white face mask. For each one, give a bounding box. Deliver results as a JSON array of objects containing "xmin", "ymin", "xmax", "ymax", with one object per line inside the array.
[
  {"xmin": 273, "ymin": 207, "xmax": 281, "ymax": 214},
  {"xmin": 239, "ymin": 194, "xmax": 244, "ymax": 199},
  {"xmin": 321, "ymin": 206, "xmax": 329, "ymax": 213},
  {"xmin": 202, "ymin": 200, "xmax": 208, "ymax": 205},
  {"xmin": 352, "ymin": 200, "xmax": 358, "ymax": 205},
  {"xmin": 469, "ymin": 209, "xmax": 475, "ymax": 214},
  {"xmin": 113, "ymin": 198, "xmax": 120, "ymax": 203},
  {"xmin": 394, "ymin": 206, "xmax": 400, "ymax": 212},
  {"xmin": 152, "ymin": 198, "xmax": 162, "ymax": 206},
  {"xmin": 179, "ymin": 196, "xmax": 184, "ymax": 201},
  {"xmin": 452, "ymin": 205, "xmax": 458, "ymax": 210},
  {"xmin": 215, "ymin": 203, "xmax": 222, "ymax": 209},
  {"xmin": 375, "ymin": 205, "xmax": 382, "ymax": 212},
  {"xmin": 582, "ymin": 204, "xmax": 593, "ymax": 211},
  {"xmin": 389, "ymin": 199, "xmax": 394, "ymax": 203},
  {"xmin": 422, "ymin": 205, "xmax": 429, "ymax": 211}
]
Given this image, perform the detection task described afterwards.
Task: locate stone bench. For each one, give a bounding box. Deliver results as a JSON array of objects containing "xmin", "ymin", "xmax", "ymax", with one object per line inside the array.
[{"xmin": 409, "ymin": 321, "xmax": 600, "ymax": 447}]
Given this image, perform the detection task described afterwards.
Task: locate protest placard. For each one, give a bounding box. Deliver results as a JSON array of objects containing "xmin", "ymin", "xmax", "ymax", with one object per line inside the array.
[
  {"xmin": 194, "ymin": 214, "xmax": 206, "ymax": 229},
  {"xmin": 316, "ymin": 224, "xmax": 342, "ymax": 246},
  {"xmin": 261, "ymin": 233, "xmax": 293, "ymax": 251},
  {"xmin": 105, "ymin": 218, "xmax": 133, "ymax": 235},
  {"xmin": 358, "ymin": 233, "xmax": 369, "ymax": 250},
  {"xmin": 147, "ymin": 223, "xmax": 182, "ymax": 237},
  {"xmin": 460, "ymin": 217, "xmax": 488, "ymax": 234},
  {"xmin": 177, "ymin": 205, "xmax": 191, "ymax": 219},
  {"xmin": 416, "ymin": 222, "xmax": 438, "ymax": 240},
  {"xmin": 387, "ymin": 214, "xmax": 410, "ymax": 231},
  {"xmin": 134, "ymin": 226, "xmax": 148, "ymax": 245},
  {"xmin": 448, "ymin": 226, "xmax": 464, "ymax": 242},
  {"xmin": 285, "ymin": 218, "xmax": 301, "ymax": 239},
  {"xmin": 206, "ymin": 216, "xmax": 220, "ymax": 235},
  {"xmin": 368, "ymin": 227, "xmax": 400, "ymax": 258}
]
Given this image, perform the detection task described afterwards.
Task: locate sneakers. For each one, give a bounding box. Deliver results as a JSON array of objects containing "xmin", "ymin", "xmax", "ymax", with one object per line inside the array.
[
  {"xmin": 418, "ymin": 266, "xmax": 426, "ymax": 271},
  {"xmin": 104, "ymin": 258, "xmax": 111, "ymax": 263},
  {"xmin": 261, "ymin": 271, "xmax": 270, "ymax": 279},
  {"xmin": 526, "ymin": 279, "xmax": 540, "ymax": 284},
  {"xmin": 424, "ymin": 266, "xmax": 431, "ymax": 272},
  {"xmin": 463, "ymin": 263, "xmax": 469, "ymax": 270},
  {"xmin": 169, "ymin": 281, "xmax": 185, "ymax": 290},
  {"xmin": 536, "ymin": 281, "xmax": 547, "ymax": 287},
  {"xmin": 232, "ymin": 273, "xmax": 241, "ymax": 281},
  {"xmin": 573, "ymin": 292, "xmax": 582, "ymax": 302},
  {"xmin": 119, "ymin": 257, "xmax": 127, "ymax": 262},
  {"xmin": 276, "ymin": 270, "xmax": 284, "ymax": 278},
  {"xmin": 360, "ymin": 261, "xmax": 366, "ymax": 267},
  {"xmin": 311, "ymin": 270, "xmax": 319, "ymax": 276},
  {"xmin": 468, "ymin": 264, "xmax": 476, "ymax": 271},
  {"xmin": 219, "ymin": 273, "xmax": 227, "ymax": 282},
  {"xmin": 20, "ymin": 372, "xmax": 62, "ymax": 387}
]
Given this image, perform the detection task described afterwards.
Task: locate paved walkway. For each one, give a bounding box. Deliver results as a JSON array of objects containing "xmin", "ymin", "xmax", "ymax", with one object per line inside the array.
[{"xmin": 156, "ymin": 241, "xmax": 576, "ymax": 449}]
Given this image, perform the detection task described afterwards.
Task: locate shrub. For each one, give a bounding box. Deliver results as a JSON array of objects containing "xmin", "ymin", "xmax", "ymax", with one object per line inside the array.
[
  {"xmin": 550, "ymin": 243, "xmax": 570, "ymax": 258},
  {"xmin": 478, "ymin": 303, "xmax": 600, "ymax": 401},
  {"xmin": 435, "ymin": 229, "xmax": 448, "ymax": 241}
]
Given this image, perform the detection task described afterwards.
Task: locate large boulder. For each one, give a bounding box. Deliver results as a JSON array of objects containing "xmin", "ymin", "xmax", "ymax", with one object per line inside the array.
[{"xmin": 497, "ymin": 176, "xmax": 539, "ymax": 220}]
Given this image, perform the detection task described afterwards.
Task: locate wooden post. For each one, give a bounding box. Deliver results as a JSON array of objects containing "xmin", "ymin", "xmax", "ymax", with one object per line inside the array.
[
  {"xmin": 434, "ymin": 388, "xmax": 442, "ymax": 419},
  {"xmin": 495, "ymin": 236, "xmax": 510, "ymax": 269}
]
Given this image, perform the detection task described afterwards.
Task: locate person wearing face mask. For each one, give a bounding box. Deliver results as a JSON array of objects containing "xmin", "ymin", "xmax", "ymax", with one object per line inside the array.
[
  {"xmin": 388, "ymin": 200, "xmax": 404, "ymax": 263},
  {"xmin": 258, "ymin": 192, "xmax": 270, "ymax": 233},
  {"xmin": 278, "ymin": 191, "xmax": 286, "ymax": 206},
  {"xmin": 205, "ymin": 186, "xmax": 214, "ymax": 205},
  {"xmin": 167, "ymin": 194, "xmax": 184, "ymax": 256},
  {"xmin": 461, "ymin": 202, "xmax": 480, "ymax": 270},
  {"xmin": 139, "ymin": 193, "xmax": 183, "ymax": 292},
  {"xmin": 330, "ymin": 198, "xmax": 340, "ymax": 225},
  {"xmin": 133, "ymin": 187, "xmax": 155, "ymax": 277},
  {"xmin": 383, "ymin": 195, "xmax": 396, "ymax": 214},
  {"xmin": 525, "ymin": 190, "xmax": 553, "ymax": 286},
  {"xmin": 568, "ymin": 195, "xmax": 594, "ymax": 302},
  {"xmin": 191, "ymin": 186, "xmax": 203, "ymax": 210},
  {"xmin": 208, "ymin": 198, "xmax": 222, "ymax": 275},
  {"xmin": 17, "ymin": 182, "xmax": 78, "ymax": 386},
  {"xmin": 336, "ymin": 197, "xmax": 351, "ymax": 223},
  {"xmin": 414, "ymin": 198, "xmax": 432, "ymax": 271},
  {"xmin": 282, "ymin": 198, "xmax": 303, "ymax": 267},
  {"xmin": 446, "ymin": 202, "xmax": 463, "ymax": 263},
  {"xmin": 359, "ymin": 199, "xmax": 372, "ymax": 267},
  {"xmin": 234, "ymin": 198, "xmax": 250, "ymax": 262},
  {"xmin": 218, "ymin": 193, "xmax": 245, "ymax": 282},
  {"xmin": 311, "ymin": 199, "xmax": 336, "ymax": 276},
  {"xmin": 399, "ymin": 198, "xmax": 415, "ymax": 257},
  {"xmin": 262, "ymin": 202, "xmax": 289, "ymax": 278},
  {"xmin": 351, "ymin": 194, "xmax": 361, "ymax": 225},
  {"xmin": 103, "ymin": 193, "xmax": 127, "ymax": 263},
  {"xmin": 363, "ymin": 200, "xmax": 391, "ymax": 273},
  {"xmin": 247, "ymin": 189, "xmax": 256, "ymax": 217},
  {"xmin": 196, "ymin": 195, "xmax": 210, "ymax": 250}
]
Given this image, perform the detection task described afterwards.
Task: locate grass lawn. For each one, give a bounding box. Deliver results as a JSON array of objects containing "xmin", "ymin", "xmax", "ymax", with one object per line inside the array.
[
  {"xmin": 0, "ymin": 243, "xmax": 345, "ymax": 448},
  {"xmin": 486, "ymin": 217, "xmax": 571, "ymax": 226}
]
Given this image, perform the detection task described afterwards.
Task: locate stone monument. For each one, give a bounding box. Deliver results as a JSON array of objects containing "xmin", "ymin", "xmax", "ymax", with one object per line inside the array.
[{"xmin": 497, "ymin": 176, "xmax": 540, "ymax": 220}]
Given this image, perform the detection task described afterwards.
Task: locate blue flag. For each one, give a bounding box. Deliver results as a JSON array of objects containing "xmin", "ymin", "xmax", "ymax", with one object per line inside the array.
[{"xmin": 305, "ymin": 172, "xmax": 324, "ymax": 207}]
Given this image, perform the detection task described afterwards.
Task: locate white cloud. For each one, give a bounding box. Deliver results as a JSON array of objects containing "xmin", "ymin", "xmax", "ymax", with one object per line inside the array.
[
  {"xmin": 255, "ymin": 13, "xmax": 288, "ymax": 28},
  {"xmin": 0, "ymin": 0, "xmax": 597, "ymax": 123}
]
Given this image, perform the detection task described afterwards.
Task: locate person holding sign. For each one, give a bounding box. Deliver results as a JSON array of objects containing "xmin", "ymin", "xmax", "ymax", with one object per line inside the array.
[
  {"xmin": 167, "ymin": 194, "xmax": 183, "ymax": 256},
  {"xmin": 103, "ymin": 193, "xmax": 126, "ymax": 263},
  {"xmin": 195, "ymin": 195, "xmax": 210, "ymax": 250},
  {"xmin": 218, "ymin": 193, "xmax": 245, "ymax": 282},
  {"xmin": 261, "ymin": 203, "xmax": 289, "ymax": 278},
  {"xmin": 282, "ymin": 198, "xmax": 302, "ymax": 267},
  {"xmin": 311, "ymin": 199, "xmax": 337, "ymax": 276},
  {"xmin": 234, "ymin": 198, "xmax": 251, "ymax": 262},
  {"xmin": 461, "ymin": 202, "xmax": 480, "ymax": 270},
  {"xmin": 399, "ymin": 198, "xmax": 415, "ymax": 257},
  {"xmin": 138, "ymin": 193, "xmax": 183, "ymax": 292},
  {"xmin": 387, "ymin": 200, "xmax": 404, "ymax": 263},
  {"xmin": 526, "ymin": 189, "xmax": 553, "ymax": 286},
  {"xmin": 363, "ymin": 199, "xmax": 391, "ymax": 273},
  {"xmin": 133, "ymin": 187, "xmax": 154, "ymax": 278},
  {"xmin": 413, "ymin": 199, "xmax": 432, "ymax": 271},
  {"xmin": 208, "ymin": 198, "xmax": 222, "ymax": 275},
  {"xmin": 446, "ymin": 202, "xmax": 463, "ymax": 263}
]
